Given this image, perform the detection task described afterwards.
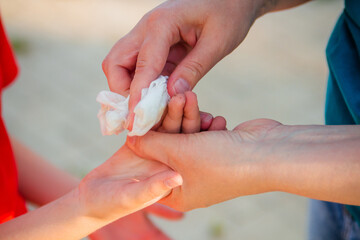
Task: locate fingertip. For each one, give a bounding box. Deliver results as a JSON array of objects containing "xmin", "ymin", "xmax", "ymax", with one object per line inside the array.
[
  {"xmin": 126, "ymin": 113, "xmax": 135, "ymax": 131},
  {"xmin": 182, "ymin": 91, "xmax": 201, "ymax": 133},
  {"xmin": 183, "ymin": 91, "xmax": 199, "ymax": 116},
  {"xmin": 167, "ymin": 77, "xmax": 191, "ymax": 97},
  {"xmin": 160, "ymin": 94, "xmax": 185, "ymax": 133},
  {"xmin": 170, "ymin": 93, "xmax": 186, "ymax": 109},
  {"xmin": 209, "ymin": 116, "xmax": 227, "ymax": 131},
  {"xmin": 167, "ymin": 78, "xmax": 176, "ymax": 97},
  {"xmin": 200, "ymin": 112, "xmax": 214, "ymax": 131},
  {"xmin": 127, "ymin": 89, "xmax": 143, "ymax": 131},
  {"xmin": 163, "ymin": 172, "xmax": 183, "ymax": 189}
]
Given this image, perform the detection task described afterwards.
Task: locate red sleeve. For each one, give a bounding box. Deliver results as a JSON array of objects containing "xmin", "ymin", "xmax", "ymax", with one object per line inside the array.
[
  {"xmin": 0, "ymin": 17, "xmax": 18, "ymax": 88},
  {"xmin": 0, "ymin": 17, "xmax": 26, "ymax": 223}
]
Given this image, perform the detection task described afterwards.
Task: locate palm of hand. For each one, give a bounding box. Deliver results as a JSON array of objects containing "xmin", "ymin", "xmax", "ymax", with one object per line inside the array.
[{"xmin": 79, "ymin": 144, "xmax": 171, "ymax": 222}]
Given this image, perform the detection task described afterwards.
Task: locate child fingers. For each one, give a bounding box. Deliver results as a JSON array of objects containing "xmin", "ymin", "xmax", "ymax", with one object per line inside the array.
[
  {"xmin": 182, "ymin": 91, "xmax": 201, "ymax": 133},
  {"xmin": 160, "ymin": 94, "xmax": 186, "ymax": 133},
  {"xmin": 208, "ymin": 116, "xmax": 227, "ymax": 131},
  {"xmin": 131, "ymin": 171, "xmax": 183, "ymax": 209},
  {"xmin": 200, "ymin": 111, "xmax": 214, "ymax": 131}
]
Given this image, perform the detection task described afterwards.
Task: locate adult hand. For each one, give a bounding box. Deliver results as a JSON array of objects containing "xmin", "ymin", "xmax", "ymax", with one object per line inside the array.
[
  {"xmin": 102, "ymin": 0, "xmax": 267, "ymax": 128},
  {"xmin": 128, "ymin": 118, "xmax": 360, "ymax": 211},
  {"xmin": 127, "ymin": 119, "xmax": 282, "ymax": 211}
]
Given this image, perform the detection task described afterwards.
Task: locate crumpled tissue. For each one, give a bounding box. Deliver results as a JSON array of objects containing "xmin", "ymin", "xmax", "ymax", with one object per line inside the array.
[{"xmin": 96, "ymin": 76, "xmax": 170, "ymax": 136}]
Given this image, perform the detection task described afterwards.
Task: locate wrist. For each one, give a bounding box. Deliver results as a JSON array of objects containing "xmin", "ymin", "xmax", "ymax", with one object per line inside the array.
[
  {"xmin": 68, "ymin": 188, "xmax": 109, "ymax": 234},
  {"xmin": 253, "ymin": 0, "xmax": 278, "ymax": 18},
  {"xmin": 231, "ymin": 119, "xmax": 284, "ymax": 195},
  {"xmin": 0, "ymin": 188, "xmax": 108, "ymax": 240}
]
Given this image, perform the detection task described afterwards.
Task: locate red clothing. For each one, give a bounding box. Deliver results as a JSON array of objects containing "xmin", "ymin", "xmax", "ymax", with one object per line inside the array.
[{"xmin": 0, "ymin": 18, "xmax": 27, "ymax": 223}]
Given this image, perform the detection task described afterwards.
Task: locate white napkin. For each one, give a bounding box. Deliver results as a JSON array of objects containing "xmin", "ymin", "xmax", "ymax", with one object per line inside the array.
[{"xmin": 96, "ymin": 76, "xmax": 170, "ymax": 136}]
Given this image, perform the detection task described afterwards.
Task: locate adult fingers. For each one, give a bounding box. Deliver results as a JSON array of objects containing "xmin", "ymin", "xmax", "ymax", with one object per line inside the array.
[
  {"xmin": 167, "ymin": 25, "xmax": 228, "ymax": 96},
  {"xmin": 161, "ymin": 43, "xmax": 189, "ymax": 76},
  {"xmin": 105, "ymin": 65, "xmax": 132, "ymax": 96},
  {"xmin": 102, "ymin": 36, "xmax": 140, "ymax": 96},
  {"xmin": 128, "ymin": 30, "xmax": 177, "ymax": 130},
  {"xmin": 182, "ymin": 91, "xmax": 201, "ymax": 133},
  {"xmin": 145, "ymin": 203, "xmax": 184, "ymax": 220}
]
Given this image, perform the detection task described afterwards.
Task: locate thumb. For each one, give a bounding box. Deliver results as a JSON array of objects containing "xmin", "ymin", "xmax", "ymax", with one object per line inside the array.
[
  {"xmin": 167, "ymin": 27, "xmax": 228, "ymax": 96},
  {"xmin": 126, "ymin": 132, "xmax": 181, "ymax": 165},
  {"xmin": 130, "ymin": 170, "xmax": 183, "ymax": 209}
]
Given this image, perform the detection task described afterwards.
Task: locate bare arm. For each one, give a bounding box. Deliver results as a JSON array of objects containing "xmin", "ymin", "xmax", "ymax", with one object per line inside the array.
[
  {"xmin": 127, "ymin": 119, "xmax": 360, "ymax": 211},
  {"xmin": 0, "ymin": 143, "xmax": 181, "ymax": 239},
  {"xmin": 0, "ymin": 189, "xmax": 104, "ymax": 240},
  {"xmin": 11, "ymin": 138, "xmax": 79, "ymax": 206},
  {"xmin": 260, "ymin": 0, "xmax": 312, "ymax": 15},
  {"xmin": 267, "ymin": 124, "xmax": 360, "ymax": 205}
]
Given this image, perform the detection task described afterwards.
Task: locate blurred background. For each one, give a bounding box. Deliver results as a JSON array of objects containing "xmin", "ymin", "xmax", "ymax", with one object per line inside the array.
[{"xmin": 0, "ymin": 0, "xmax": 343, "ymax": 239}]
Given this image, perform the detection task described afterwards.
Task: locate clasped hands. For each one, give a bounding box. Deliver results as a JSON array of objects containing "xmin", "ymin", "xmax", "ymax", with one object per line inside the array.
[
  {"xmin": 84, "ymin": 0, "xmax": 316, "ymax": 233},
  {"xmin": 78, "ymin": 91, "xmax": 231, "ymax": 228},
  {"xmin": 80, "ymin": 88, "xmax": 285, "ymax": 227}
]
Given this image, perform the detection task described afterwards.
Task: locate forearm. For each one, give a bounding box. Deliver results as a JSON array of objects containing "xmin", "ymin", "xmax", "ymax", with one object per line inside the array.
[
  {"xmin": 256, "ymin": 0, "xmax": 311, "ymax": 17},
  {"xmin": 264, "ymin": 124, "xmax": 360, "ymax": 205},
  {"xmin": 11, "ymin": 138, "xmax": 79, "ymax": 206},
  {"xmin": 0, "ymin": 189, "xmax": 107, "ymax": 240}
]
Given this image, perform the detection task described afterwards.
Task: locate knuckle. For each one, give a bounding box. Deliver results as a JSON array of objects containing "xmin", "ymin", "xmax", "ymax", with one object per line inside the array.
[
  {"xmin": 102, "ymin": 56, "xmax": 110, "ymax": 75},
  {"xmin": 145, "ymin": 8, "xmax": 168, "ymax": 29},
  {"xmin": 135, "ymin": 59, "xmax": 147, "ymax": 72},
  {"xmin": 183, "ymin": 60, "xmax": 204, "ymax": 80},
  {"xmin": 147, "ymin": 183, "xmax": 162, "ymax": 200},
  {"xmin": 135, "ymin": 57, "xmax": 162, "ymax": 76}
]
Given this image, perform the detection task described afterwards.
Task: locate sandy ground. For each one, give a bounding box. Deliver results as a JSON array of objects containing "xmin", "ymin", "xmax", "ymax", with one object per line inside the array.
[{"xmin": 0, "ymin": 0, "xmax": 344, "ymax": 239}]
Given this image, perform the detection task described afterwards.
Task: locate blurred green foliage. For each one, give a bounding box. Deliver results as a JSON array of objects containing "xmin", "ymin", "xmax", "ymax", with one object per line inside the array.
[
  {"xmin": 209, "ymin": 221, "xmax": 225, "ymax": 239},
  {"xmin": 11, "ymin": 36, "xmax": 30, "ymax": 55}
]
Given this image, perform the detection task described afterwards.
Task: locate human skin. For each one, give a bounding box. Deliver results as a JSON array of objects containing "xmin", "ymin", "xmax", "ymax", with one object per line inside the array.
[
  {"xmin": 103, "ymin": 0, "xmax": 310, "ymax": 128},
  {"xmin": 2, "ymin": 92, "xmax": 225, "ymax": 239},
  {"xmin": 11, "ymin": 138, "xmax": 182, "ymax": 240},
  {"xmin": 127, "ymin": 119, "xmax": 360, "ymax": 212},
  {"xmin": 0, "ymin": 144, "xmax": 182, "ymax": 240}
]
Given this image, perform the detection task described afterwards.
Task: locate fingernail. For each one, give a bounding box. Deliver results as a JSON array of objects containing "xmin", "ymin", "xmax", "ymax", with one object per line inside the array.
[
  {"xmin": 164, "ymin": 174, "xmax": 183, "ymax": 189},
  {"xmin": 200, "ymin": 112, "xmax": 213, "ymax": 123},
  {"xmin": 173, "ymin": 78, "xmax": 191, "ymax": 95}
]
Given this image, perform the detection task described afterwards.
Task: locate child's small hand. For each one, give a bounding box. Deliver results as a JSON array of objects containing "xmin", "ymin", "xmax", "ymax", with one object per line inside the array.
[
  {"xmin": 157, "ymin": 91, "xmax": 226, "ymax": 134},
  {"xmin": 78, "ymin": 145, "xmax": 181, "ymax": 224}
]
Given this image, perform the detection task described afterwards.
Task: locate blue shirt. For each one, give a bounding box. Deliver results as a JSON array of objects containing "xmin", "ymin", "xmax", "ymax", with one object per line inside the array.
[{"xmin": 325, "ymin": 0, "xmax": 360, "ymax": 225}]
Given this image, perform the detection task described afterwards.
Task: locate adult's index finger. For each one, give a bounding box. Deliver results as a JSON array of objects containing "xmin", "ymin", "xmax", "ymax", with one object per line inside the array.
[{"xmin": 127, "ymin": 33, "xmax": 174, "ymax": 130}]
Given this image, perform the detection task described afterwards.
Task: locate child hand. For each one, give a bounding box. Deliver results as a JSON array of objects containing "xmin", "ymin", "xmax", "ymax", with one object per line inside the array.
[
  {"xmin": 78, "ymin": 145, "xmax": 182, "ymax": 223},
  {"xmin": 156, "ymin": 91, "xmax": 226, "ymax": 134}
]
